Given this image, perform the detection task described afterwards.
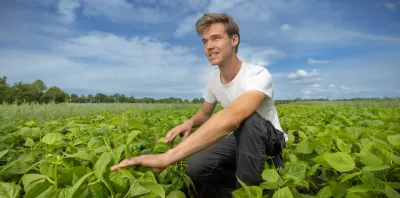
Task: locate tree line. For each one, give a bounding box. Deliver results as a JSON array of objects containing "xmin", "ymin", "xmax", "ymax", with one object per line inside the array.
[{"xmin": 0, "ymin": 76, "xmax": 205, "ymax": 104}]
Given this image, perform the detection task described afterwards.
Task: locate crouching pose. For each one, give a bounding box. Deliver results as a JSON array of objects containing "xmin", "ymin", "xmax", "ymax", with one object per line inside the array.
[{"xmin": 110, "ymin": 12, "xmax": 288, "ymax": 197}]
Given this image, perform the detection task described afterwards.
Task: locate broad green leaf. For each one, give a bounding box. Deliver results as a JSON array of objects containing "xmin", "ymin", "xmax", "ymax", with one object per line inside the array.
[
  {"xmin": 113, "ymin": 144, "xmax": 126, "ymax": 163},
  {"xmin": 66, "ymin": 150, "xmax": 95, "ymax": 162},
  {"xmin": 280, "ymin": 162, "xmax": 307, "ymax": 180},
  {"xmin": 272, "ymin": 186, "xmax": 293, "ymax": 198},
  {"xmin": 234, "ymin": 176, "xmax": 262, "ymax": 198},
  {"xmin": 24, "ymin": 138, "xmax": 35, "ymax": 147},
  {"xmin": 307, "ymin": 164, "xmax": 320, "ymax": 176},
  {"xmin": 140, "ymin": 182, "xmax": 166, "ymax": 198},
  {"xmin": 0, "ymin": 182, "xmax": 21, "ymax": 198},
  {"xmin": 348, "ymin": 184, "xmax": 374, "ymax": 193},
  {"xmin": 259, "ymin": 181, "xmax": 278, "ymax": 190},
  {"xmin": 323, "ymin": 152, "xmax": 355, "ymax": 172},
  {"xmin": 41, "ymin": 132, "xmax": 64, "ymax": 145},
  {"xmin": 357, "ymin": 153, "xmax": 383, "ymax": 167},
  {"xmin": 0, "ymin": 150, "xmax": 9, "ymax": 159},
  {"xmin": 21, "ymin": 174, "xmax": 47, "ymax": 192},
  {"xmin": 167, "ymin": 190, "xmax": 186, "ymax": 198},
  {"xmin": 57, "ymin": 166, "xmax": 89, "ymax": 188},
  {"xmin": 23, "ymin": 180, "xmax": 52, "ymax": 198},
  {"xmin": 384, "ymin": 185, "xmax": 400, "ymax": 198},
  {"xmin": 81, "ymin": 181, "xmax": 109, "ymax": 198},
  {"xmin": 388, "ymin": 134, "xmax": 400, "ymax": 146},
  {"xmin": 360, "ymin": 172, "xmax": 386, "ymax": 191},
  {"xmin": 301, "ymin": 180, "xmax": 309, "ymax": 191},
  {"xmin": 295, "ymin": 139, "xmax": 314, "ymax": 154},
  {"xmin": 109, "ymin": 171, "xmax": 129, "ymax": 194},
  {"xmin": 281, "ymin": 174, "xmax": 302, "ymax": 186},
  {"xmin": 94, "ymin": 152, "xmax": 112, "ymax": 179},
  {"xmin": 316, "ymin": 186, "xmax": 331, "ymax": 198},
  {"xmin": 262, "ymin": 169, "xmax": 279, "ymax": 183},
  {"xmin": 126, "ymin": 182, "xmax": 150, "ymax": 197},
  {"xmin": 336, "ymin": 137, "xmax": 351, "ymax": 153},
  {"xmin": 126, "ymin": 130, "xmax": 142, "ymax": 144},
  {"xmin": 67, "ymin": 172, "xmax": 95, "ymax": 198},
  {"xmin": 39, "ymin": 160, "xmax": 55, "ymax": 178},
  {"xmin": 340, "ymin": 171, "xmax": 362, "ymax": 183},
  {"xmin": 363, "ymin": 165, "xmax": 390, "ymax": 172},
  {"xmin": 387, "ymin": 182, "xmax": 400, "ymax": 189}
]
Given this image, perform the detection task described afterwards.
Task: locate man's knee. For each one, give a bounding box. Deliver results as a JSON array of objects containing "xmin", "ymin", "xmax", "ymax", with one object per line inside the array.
[{"xmin": 185, "ymin": 154, "xmax": 210, "ymax": 183}]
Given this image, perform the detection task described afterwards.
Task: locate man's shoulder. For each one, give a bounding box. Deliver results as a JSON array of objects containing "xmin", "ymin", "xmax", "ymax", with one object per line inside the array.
[{"xmin": 242, "ymin": 62, "xmax": 271, "ymax": 78}]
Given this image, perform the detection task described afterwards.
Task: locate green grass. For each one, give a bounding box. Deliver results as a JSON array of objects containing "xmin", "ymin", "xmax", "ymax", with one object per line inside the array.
[{"xmin": 290, "ymin": 98, "xmax": 400, "ymax": 108}]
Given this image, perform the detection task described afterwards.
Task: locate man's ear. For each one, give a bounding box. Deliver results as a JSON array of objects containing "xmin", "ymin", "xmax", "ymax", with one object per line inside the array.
[{"xmin": 231, "ymin": 34, "xmax": 239, "ymax": 47}]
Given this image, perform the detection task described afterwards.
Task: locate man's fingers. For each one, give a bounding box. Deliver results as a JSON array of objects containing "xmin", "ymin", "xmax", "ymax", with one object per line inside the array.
[
  {"xmin": 182, "ymin": 131, "xmax": 190, "ymax": 141},
  {"xmin": 110, "ymin": 157, "xmax": 139, "ymax": 171}
]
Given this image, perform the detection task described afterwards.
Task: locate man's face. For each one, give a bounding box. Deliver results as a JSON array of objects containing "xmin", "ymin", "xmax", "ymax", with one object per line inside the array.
[{"xmin": 201, "ymin": 23, "xmax": 236, "ymax": 66}]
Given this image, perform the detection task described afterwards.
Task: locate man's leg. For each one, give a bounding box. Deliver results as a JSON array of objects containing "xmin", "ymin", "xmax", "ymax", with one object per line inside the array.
[
  {"xmin": 234, "ymin": 112, "xmax": 285, "ymax": 189},
  {"xmin": 185, "ymin": 133, "xmax": 236, "ymax": 196}
]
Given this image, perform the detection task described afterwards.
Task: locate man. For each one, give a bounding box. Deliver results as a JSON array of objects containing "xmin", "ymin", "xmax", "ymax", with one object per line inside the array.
[{"xmin": 110, "ymin": 13, "xmax": 287, "ymax": 197}]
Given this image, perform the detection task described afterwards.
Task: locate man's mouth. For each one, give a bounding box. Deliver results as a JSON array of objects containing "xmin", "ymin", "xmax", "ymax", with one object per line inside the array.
[{"xmin": 209, "ymin": 52, "xmax": 218, "ymax": 57}]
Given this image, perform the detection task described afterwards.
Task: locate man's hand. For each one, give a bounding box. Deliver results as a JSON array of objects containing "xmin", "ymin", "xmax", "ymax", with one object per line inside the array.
[
  {"xmin": 110, "ymin": 153, "xmax": 170, "ymax": 173},
  {"xmin": 164, "ymin": 120, "xmax": 193, "ymax": 143}
]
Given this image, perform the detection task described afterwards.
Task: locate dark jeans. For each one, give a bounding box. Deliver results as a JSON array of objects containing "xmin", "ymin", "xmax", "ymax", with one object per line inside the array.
[{"xmin": 185, "ymin": 112, "xmax": 286, "ymax": 197}]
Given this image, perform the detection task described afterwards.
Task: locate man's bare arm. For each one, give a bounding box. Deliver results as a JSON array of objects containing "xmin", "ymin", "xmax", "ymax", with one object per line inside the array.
[{"xmin": 186, "ymin": 101, "xmax": 217, "ymax": 128}]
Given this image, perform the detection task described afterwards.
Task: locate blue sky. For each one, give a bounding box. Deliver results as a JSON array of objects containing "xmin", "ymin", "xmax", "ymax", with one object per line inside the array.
[{"xmin": 1, "ymin": 0, "xmax": 399, "ymax": 100}]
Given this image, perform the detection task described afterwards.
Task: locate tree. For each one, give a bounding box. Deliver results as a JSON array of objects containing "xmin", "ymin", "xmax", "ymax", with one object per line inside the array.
[
  {"xmin": 70, "ymin": 94, "xmax": 79, "ymax": 103},
  {"xmin": 30, "ymin": 80, "xmax": 47, "ymax": 102},
  {"xmin": 41, "ymin": 86, "xmax": 68, "ymax": 103}
]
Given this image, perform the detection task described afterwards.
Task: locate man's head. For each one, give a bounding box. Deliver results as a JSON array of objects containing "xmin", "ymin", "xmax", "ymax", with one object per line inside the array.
[{"xmin": 195, "ymin": 13, "xmax": 240, "ymax": 66}]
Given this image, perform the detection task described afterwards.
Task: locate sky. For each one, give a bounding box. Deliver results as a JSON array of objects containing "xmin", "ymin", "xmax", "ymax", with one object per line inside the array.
[{"xmin": 0, "ymin": 0, "xmax": 399, "ymax": 100}]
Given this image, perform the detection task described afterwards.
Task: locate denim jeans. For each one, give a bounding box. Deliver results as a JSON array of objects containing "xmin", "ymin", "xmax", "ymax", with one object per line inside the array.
[{"xmin": 185, "ymin": 112, "xmax": 286, "ymax": 197}]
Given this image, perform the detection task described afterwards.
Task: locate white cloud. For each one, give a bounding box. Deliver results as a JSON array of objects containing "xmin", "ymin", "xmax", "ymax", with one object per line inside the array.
[
  {"xmin": 58, "ymin": 0, "xmax": 81, "ymax": 23},
  {"xmin": 174, "ymin": 13, "xmax": 203, "ymax": 37},
  {"xmin": 81, "ymin": 0, "xmax": 172, "ymax": 24},
  {"xmin": 384, "ymin": 2, "xmax": 396, "ymax": 10},
  {"xmin": 291, "ymin": 25, "xmax": 400, "ymax": 43},
  {"xmin": 329, "ymin": 84, "xmax": 336, "ymax": 88},
  {"xmin": 341, "ymin": 86, "xmax": 350, "ymax": 90},
  {"xmin": 238, "ymin": 46, "xmax": 286, "ymax": 67},
  {"xmin": 310, "ymin": 84, "xmax": 320, "ymax": 88},
  {"xmin": 287, "ymin": 69, "xmax": 321, "ymax": 84},
  {"xmin": 280, "ymin": 24, "xmax": 293, "ymax": 31},
  {"xmin": 308, "ymin": 58, "xmax": 330, "ymax": 65}
]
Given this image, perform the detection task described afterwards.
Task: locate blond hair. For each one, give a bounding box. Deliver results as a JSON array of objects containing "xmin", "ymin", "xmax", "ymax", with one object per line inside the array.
[{"xmin": 195, "ymin": 13, "xmax": 240, "ymax": 53}]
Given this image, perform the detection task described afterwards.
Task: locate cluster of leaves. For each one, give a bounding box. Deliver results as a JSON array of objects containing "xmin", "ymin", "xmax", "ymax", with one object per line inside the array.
[
  {"xmin": 0, "ymin": 108, "xmax": 199, "ymax": 197},
  {"xmin": 233, "ymin": 105, "xmax": 400, "ymax": 198}
]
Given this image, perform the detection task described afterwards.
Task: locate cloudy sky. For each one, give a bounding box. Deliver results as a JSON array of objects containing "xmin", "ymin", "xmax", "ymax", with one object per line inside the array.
[{"xmin": 1, "ymin": 0, "xmax": 399, "ymax": 100}]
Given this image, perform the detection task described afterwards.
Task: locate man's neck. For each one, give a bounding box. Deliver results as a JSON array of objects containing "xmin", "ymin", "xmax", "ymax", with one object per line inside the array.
[{"xmin": 218, "ymin": 55, "xmax": 242, "ymax": 85}]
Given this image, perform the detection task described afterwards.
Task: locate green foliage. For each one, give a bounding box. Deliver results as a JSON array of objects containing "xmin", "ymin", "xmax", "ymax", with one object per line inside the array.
[{"xmin": 0, "ymin": 103, "xmax": 399, "ymax": 197}]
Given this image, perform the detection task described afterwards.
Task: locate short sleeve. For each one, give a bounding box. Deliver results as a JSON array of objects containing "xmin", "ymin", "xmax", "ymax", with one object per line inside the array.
[
  {"xmin": 244, "ymin": 69, "xmax": 273, "ymax": 98},
  {"xmin": 203, "ymin": 77, "xmax": 217, "ymax": 104}
]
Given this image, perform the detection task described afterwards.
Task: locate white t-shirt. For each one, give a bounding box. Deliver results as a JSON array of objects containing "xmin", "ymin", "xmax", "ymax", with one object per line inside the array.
[{"xmin": 203, "ymin": 61, "xmax": 288, "ymax": 142}]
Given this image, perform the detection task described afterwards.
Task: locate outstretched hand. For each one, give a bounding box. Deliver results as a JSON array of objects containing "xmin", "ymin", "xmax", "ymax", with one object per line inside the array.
[
  {"xmin": 165, "ymin": 121, "xmax": 193, "ymax": 143},
  {"xmin": 110, "ymin": 153, "xmax": 170, "ymax": 173}
]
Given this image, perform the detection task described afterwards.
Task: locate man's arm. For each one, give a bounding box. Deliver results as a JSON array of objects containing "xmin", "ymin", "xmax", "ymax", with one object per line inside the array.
[
  {"xmin": 165, "ymin": 90, "xmax": 266, "ymax": 165},
  {"xmin": 186, "ymin": 100, "xmax": 217, "ymax": 128}
]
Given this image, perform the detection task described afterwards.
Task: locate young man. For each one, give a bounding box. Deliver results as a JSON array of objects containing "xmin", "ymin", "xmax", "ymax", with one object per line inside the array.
[{"xmin": 110, "ymin": 13, "xmax": 287, "ymax": 196}]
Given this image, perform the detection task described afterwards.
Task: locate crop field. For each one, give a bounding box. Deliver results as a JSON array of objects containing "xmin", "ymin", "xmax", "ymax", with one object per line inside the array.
[{"xmin": 0, "ymin": 102, "xmax": 399, "ymax": 198}]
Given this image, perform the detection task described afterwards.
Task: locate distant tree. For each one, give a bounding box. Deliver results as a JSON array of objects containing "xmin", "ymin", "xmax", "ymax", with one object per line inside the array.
[
  {"xmin": 30, "ymin": 79, "xmax": 47, "ymax": 102},
  {"xmin": 0, "ymin": 76, "xmax": 10, "ymax": 103},
  {"xmin": 70, "ymin": 94, "xmax": 79, "ymax": 103},
  {"xmin": 87, "ymin": 94, "xmax": 94, "ymax": 103},
  {"xmin": 94, "ymin": 93, "xmax": 108, "ymax": 103},
  {"xmin": 41, "ymin": 86, "xmax": 68, "ymax": 103}
]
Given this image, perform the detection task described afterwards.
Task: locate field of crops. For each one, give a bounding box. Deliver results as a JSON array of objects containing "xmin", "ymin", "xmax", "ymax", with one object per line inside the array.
[{"xmin": 0, "ymin": 102, "xmax": 399, "ymax": 198}]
